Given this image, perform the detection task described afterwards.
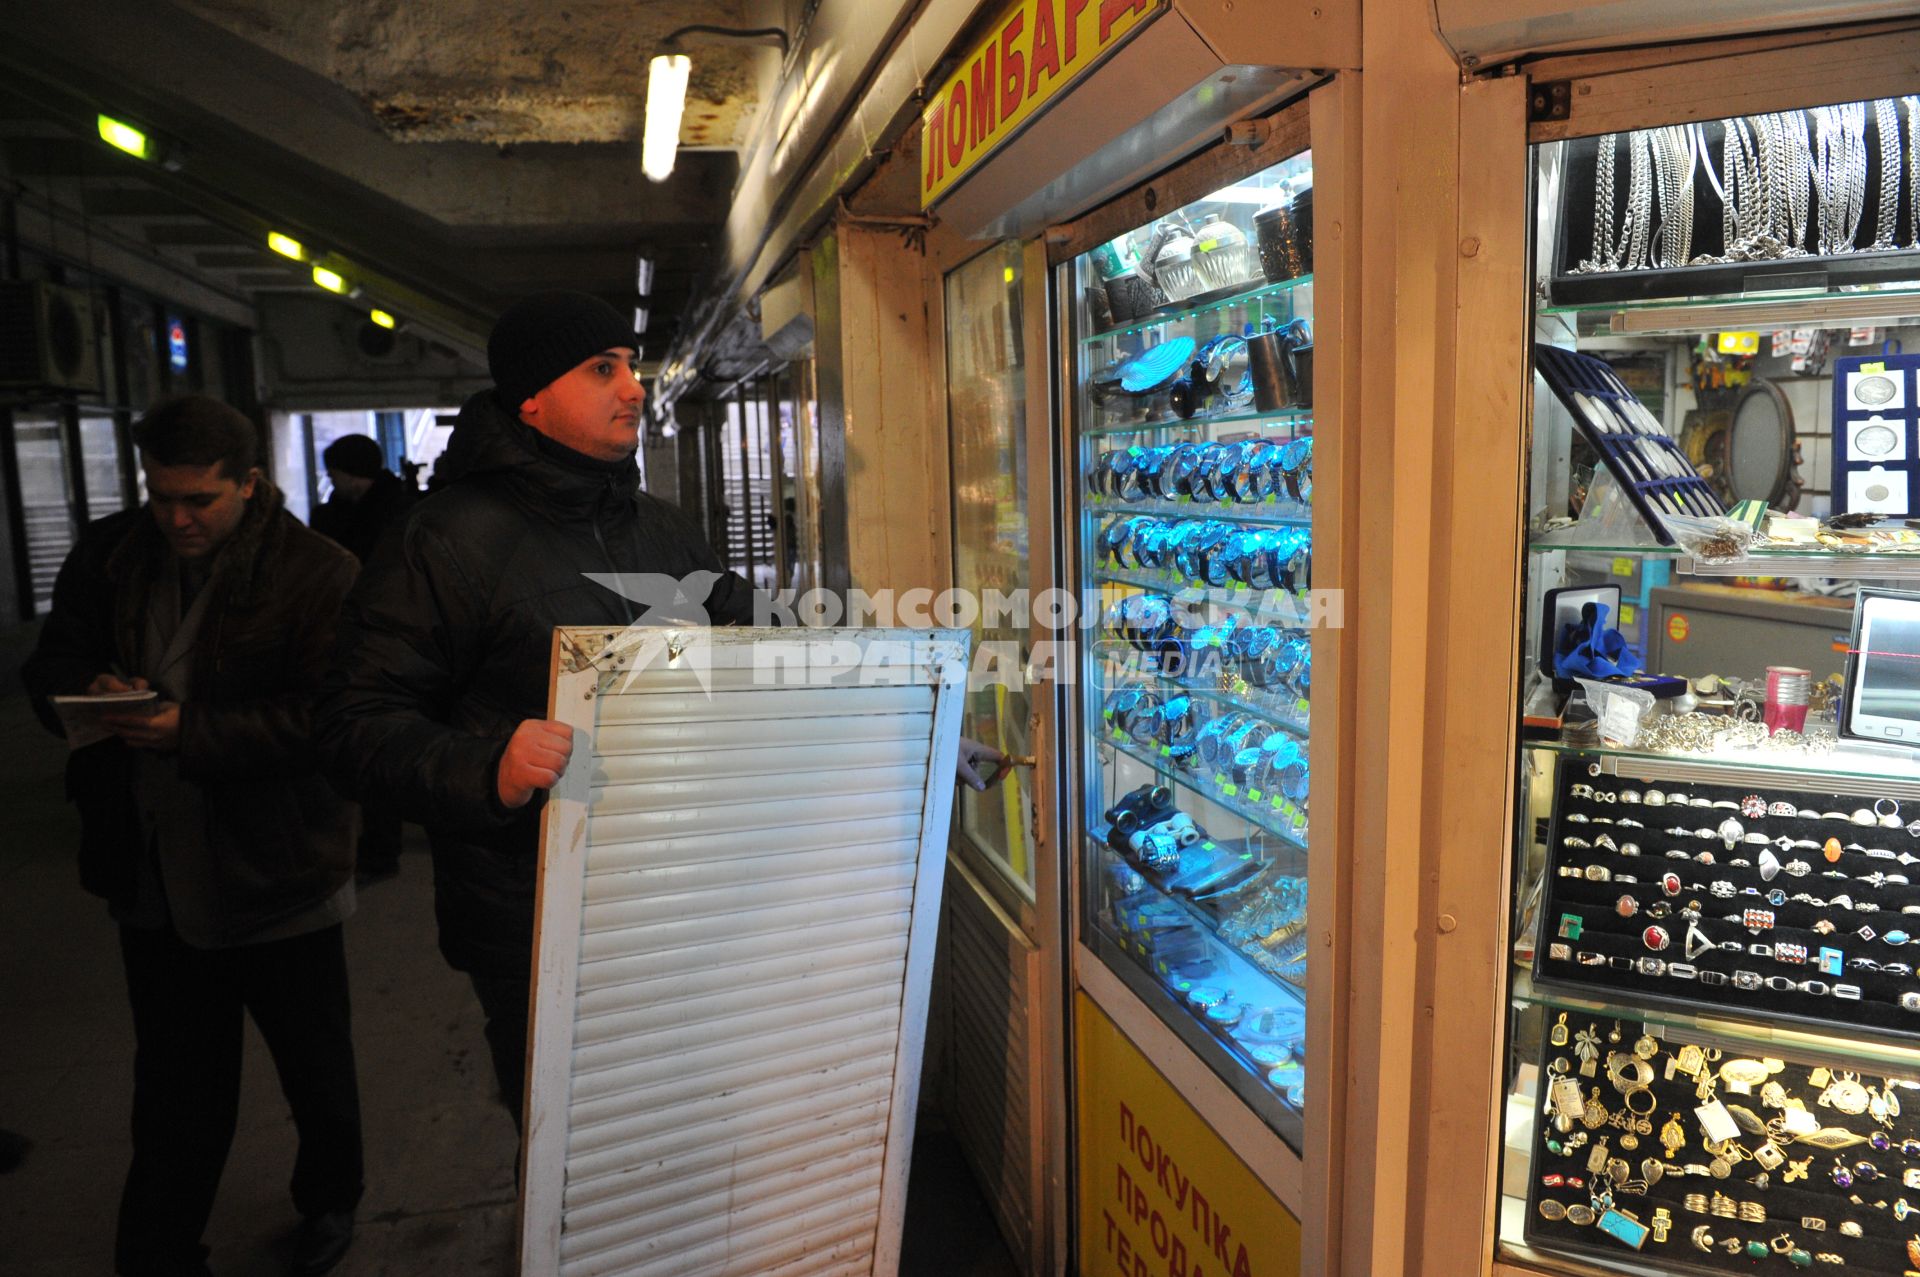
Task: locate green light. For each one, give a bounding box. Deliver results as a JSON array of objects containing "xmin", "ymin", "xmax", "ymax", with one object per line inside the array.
[
  {"xmin": 97, "ymin": 114, "xmax": 149, "ymax": 160},
  {"xmin": 311, "ymin": 265, "xmax": 346, "ymax": 293},
  {"xmin": 368, "ymin": 309, "xmax": 395, "ymax": 329},
  {"xmin": 268, "ymin": 232, "xmax": 306, "ymax": 261}
]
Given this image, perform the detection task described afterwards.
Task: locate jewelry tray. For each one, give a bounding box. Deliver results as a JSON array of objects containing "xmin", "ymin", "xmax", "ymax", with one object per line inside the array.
[
  {"xmin": 1830, "ymin": 353, "xmax": 1920, "ymax": 519},
  {"xmin": 1522, "ymin": 1007, "xmax": 1920, "ymax": 1276},
  {"xmin": 1534, "ymin": 346, "xmax": 1725, "ymax": 545},
  {"xmin": 1532, "ymin": 754, "xmax": 1920, "ymax": 1043},
  {"xmin": 1546, "ymin": 122, "xmax": 1920, "ymax": 306}
]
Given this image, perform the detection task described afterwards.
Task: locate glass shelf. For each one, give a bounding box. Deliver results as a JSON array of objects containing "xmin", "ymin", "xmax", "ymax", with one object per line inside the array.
[
  {"xmin": 1512, "ymin": 968, "xmax": 1920, "ymax": 1073},
  {"xmin": 1081, "ymin": 274, "xmax": 1313, "ymax": 346},
  {"xmin": 1527, "ymin": 739, "xmax": 1920, "ymax": 801},
  {"xmin": 1081, "ymin": 406, "xmax": 1314, "ymax": 439},
  {"xmin": 1538, "ymin": 279, "xmax": 1920, "ymax": 338},
  {"xmin": 1102, "ymin": 658, "xmax": 1312, "ymax": 738},
  {"xmin": 1527, "ymin": 539, "xmax": 1920, "ymax": 580},
  {"xmin": 1099, "ymin": 730, "xmax": 1310, "ymax": 850},
  {"xmin": 1087, "ymin": 493, "xmax": 1312, "ymax": 525},
  {"xmin": 1095, "ymin": 568, "xmax": 1312, "ymax": 622}
]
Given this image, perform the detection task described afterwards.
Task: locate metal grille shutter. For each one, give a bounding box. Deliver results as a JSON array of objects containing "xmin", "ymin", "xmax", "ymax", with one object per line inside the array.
[
  {"xmin": 945, "ymin": 870, "xmax": 1040, "ymax": 1274},
  {"xmin": 522, "ymin": 628, "xmax": 968, "ymax": 1277}
]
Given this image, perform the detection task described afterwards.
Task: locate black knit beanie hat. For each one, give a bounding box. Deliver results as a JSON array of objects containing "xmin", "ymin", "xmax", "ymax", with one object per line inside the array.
[
  {"xmin": 487, "ymin": 291, "xmax": 638, "ymax": 409},
  {"xmin": 321, "ymin": 433, "xmax": 385, "ymax": 479}
]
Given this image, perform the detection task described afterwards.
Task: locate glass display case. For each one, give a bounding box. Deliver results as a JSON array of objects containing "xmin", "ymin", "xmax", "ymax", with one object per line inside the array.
[
  {"xmin": 1069, "ymin": 150, "xmax": 1316, "ymax": 1147},
  {"xmin": 1499, "ymin": 91, "xmax": 1920, "ymax": 1276}
]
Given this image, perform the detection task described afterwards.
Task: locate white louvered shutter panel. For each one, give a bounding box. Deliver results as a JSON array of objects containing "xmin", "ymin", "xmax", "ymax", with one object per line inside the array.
[{"xmin": 520, "ymin": 627, "xmax": 969, "ymax": 1277}]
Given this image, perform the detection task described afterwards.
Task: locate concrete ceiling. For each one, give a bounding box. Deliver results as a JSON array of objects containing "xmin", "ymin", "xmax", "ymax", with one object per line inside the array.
[{"xmin": 0, "ymin": 0, "xmax": 790, "ymax": 367}]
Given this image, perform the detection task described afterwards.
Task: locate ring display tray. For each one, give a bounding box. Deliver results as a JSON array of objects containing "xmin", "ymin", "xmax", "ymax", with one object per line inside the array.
[{"xmin": 1533, "ymin": 754, "xmax": 1920, "ymax": 1044}]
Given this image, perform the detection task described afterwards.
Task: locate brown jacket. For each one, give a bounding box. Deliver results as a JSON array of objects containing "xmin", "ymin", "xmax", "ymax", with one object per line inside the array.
[{"xmin": 23, "ymin": 485, "xmax": 360, "ymax": 945}]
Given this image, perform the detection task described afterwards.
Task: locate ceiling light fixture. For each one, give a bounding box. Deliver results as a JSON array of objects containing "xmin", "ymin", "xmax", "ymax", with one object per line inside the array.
[
  {"xmin": 268, "ymin": 232, "xmax": 306, "ymax": 261},
  {"xmin": 96, "ymin": 113, "xmax": 150, "ymax": 160},
  {"xmin": 642, "ymin": 55, "xmax": 691, "ymax": 182},
  {"xmin": 644, "ymin": 24, "xmax": 790, "ymax": 184},
  {"xmin": 368, "ymin": 309, "xmax": 396, "ymax": 329},
  {"xmin": 312, "ymin": 265, "xmax": 347, "ymax": 294},
  {"xmin": 635, "ymin": 255, "xmax": 655, "ymax": 297},
  {"xmin": 633, "ymin": 306, "xmax": 649, "ymax": 335}
]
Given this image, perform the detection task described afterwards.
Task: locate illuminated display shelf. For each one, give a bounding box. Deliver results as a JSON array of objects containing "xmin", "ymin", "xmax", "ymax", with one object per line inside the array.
[
  {"xmin": 1095, "ymin": 568, "xmax": 1313, "ymax": 619},
  {"xmin": 1081, "ymin": 274, "xmax": 1313, "ymax": 346},
  {"xmin": 1099, "ymin": 731, "xmax": 1310, "ymax": 852},
  {"xmin": 1081, "ymin": 406, "xmax": 1314, "ymax": 440},
  {"xmin": 1100, "ymin": 661, "xmax": 1312, "ymax": 740},
  {"xmin": 1089, "ymin": 834, "xmax": 1307, "ymax": 1087},
  {"xmin": 1086, "ymin": 492, "xmax": 1312, "ymax": 524},
  {"xmin": 1527, "ymin": 739, "xmax": 1920, "ymax": 800},
  {"xmin": 1510, "ymin": 968, "xmax": 1920, "ymax": 1073}
]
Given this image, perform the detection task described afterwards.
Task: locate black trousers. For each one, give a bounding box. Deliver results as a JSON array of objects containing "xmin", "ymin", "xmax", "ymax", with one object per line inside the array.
[
  {"xmin": 468, "ymin": 972, "xmax": 529, "ymax": 1133},
  {"xmin": 115, "ymin": 923, "xmax": 365, "ymax": 1277}
]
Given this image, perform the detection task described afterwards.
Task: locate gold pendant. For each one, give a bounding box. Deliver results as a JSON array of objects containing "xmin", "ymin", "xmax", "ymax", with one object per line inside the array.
[
  {"xmin": 1633, "ymin": 1032, "xmax": 1659, "ymax": 1060},
  {"xmin": 1676, "ymin": 1043, "xmax": 1706, "ymax": 1078},
  {"xmin": 1620, "ymin": 1132, "xmax": 1639, "ymax": 1151},
  {"xmin": 1783, "ymin": 1156, "xmax": 1811, "ymax": 1183},
  {"xmin": 1799, "ymin": 1127, "xmax": 1870, "ymax": 1151},
  {"xmin": 1584, "ymin": 1088, "xmax": 1609, "ymax": 1129},
  {"xmin": 1660, "ymin": 1114, "xmax": 1686, "ymax": 1156},
  {"xmin": 1550, "ymin": 1012, "xmax": 1570, "ymax": 1047}
]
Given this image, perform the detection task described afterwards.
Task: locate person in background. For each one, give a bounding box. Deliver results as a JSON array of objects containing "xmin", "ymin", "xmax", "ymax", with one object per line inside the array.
[
  {"xmin": 312, "ymin": 433, "xmax": 417, "ymax": 566},
  {"xmin": 311, "ymin": 433, "xmax": 417, "ymax": 884},
  {"xmin": 21, "ymin": 396, "xmax": 365, "ymax": 1277}
]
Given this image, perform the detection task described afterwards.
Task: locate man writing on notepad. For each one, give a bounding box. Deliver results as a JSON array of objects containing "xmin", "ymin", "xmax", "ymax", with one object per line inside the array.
[{"xmin": 22, "ymin": 396, "xmax": 365, "ymax": 1277}]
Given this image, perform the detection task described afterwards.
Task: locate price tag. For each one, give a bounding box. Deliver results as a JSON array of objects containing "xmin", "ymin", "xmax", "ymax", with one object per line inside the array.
[
  {"xmin": 1248, "ymin": 788, "xmax": 1264, "ymax": 803},
  {"xmin": 1219, "ymin": 782, "xmax": 1239, "ymax": 797},
  {"xmin": 1862, "ymin": 361, "xmax": 1888, "ymax": 373},
  {"xmin": 1611, "ymin": 557, "xmax": 1634, "ymax": 577},
  {"xmin": 1158, "ymin": 745, "xmax": 1171, "ymax": 757},
  {"xmin": 1620, "ymin": 604, "xmax": 1636, "ymax": 625}
]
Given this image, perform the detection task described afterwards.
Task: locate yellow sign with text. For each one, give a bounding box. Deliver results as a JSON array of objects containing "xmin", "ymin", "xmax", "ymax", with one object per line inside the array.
[
  {"xmin": 1076, "ymin": 993, "xmax": 1301, "ymax": 1277},
  {"xmin": 919, "ymin": 0, "xmax": 1164, "ymax": 208}
]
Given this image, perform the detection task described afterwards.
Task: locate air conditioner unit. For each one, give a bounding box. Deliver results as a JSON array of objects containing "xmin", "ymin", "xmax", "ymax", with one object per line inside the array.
[{"xmin": 0, "ymin": 281, "xmax": 103, "ymax": 394}]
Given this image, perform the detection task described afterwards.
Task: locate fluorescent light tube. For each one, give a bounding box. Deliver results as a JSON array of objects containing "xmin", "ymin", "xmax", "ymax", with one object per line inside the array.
[{"xmin": 642, "ymin": 54, "xmax": 691, "ymax": 182}]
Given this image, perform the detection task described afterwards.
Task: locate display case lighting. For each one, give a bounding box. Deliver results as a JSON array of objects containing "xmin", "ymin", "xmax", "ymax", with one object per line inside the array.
[
  {"xmin": 311, "ymin": 265, "xmax": 347, "ymax": 294},
  {"xmin": 368, "ymin": 309, "xmax": 395, "ymax": 329},
  {"xmin": 96, "ymin": 114, "xmax": 150, "ymax": 160},
  {"xmin": 267, "ymin": 232, "xmax": 306, "ymax": 261}
]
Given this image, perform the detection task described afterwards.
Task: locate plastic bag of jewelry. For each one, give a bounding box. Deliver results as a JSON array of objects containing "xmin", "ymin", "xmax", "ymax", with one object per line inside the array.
[
  {"xmin": 1661, "ymin": 512, "xmax": 1757, "ymax": 564},
  {"xmin": 1572, "ymin": 677, "xmax": 1654, "ymax": 748}
]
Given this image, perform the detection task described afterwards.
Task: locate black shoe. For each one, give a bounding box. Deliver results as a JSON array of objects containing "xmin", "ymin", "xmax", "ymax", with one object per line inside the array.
[{"xmin": 290, "ymin": 1211, "xmax": 354, "ymax": 1276}]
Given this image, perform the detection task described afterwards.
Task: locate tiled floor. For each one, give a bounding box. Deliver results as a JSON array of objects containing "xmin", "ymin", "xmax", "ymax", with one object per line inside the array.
[{"xmin": 0, "ymin": 688, "xmax": 1015, "ymax": 1277}]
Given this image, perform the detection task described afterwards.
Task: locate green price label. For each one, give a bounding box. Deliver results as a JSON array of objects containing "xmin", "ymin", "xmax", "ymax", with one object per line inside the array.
[
  {"xmin": 1862, "ymin": 361, "xmax": 1887, "ymax": 373},
  {"xmin": 1248, "ymin": 788, "xmax": 1265, "ymax": 803},
  {"xmin": 1220, "ymin": 782, "xmax": 1239, "ymax": 797},
  {"xmin": 1611, "ymin": 557, "xmax": 1633, "ymax": 577}
]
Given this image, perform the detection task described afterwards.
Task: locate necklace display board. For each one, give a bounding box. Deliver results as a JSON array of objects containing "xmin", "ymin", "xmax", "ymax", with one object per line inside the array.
[
  {"xmin": 1830, "ymin": 352, "xmax": 1920, "ymax": 518},
  {"xmin": 1547, "ymin": 101, "xmax": 1920, "ymax": 305},
  {"xmin": 1533, "ymin": 754, "xmax": 1920, "ymax": 1042},
  {"xmin": 1523, "ymin": 1008, "xmax": 1920, "ymax": 1276},
  {"xmin": 518, "ymin": 626, "xmax": 968, "ymax": 1277}
]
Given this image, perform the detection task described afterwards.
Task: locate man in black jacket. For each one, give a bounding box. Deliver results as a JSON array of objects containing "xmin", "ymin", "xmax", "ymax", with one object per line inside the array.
[
  {"xmin": 22, "ymin": 397, "xmax": 364, "ymax": 1277},
  {"xmin": 314, "ymin": 292, "xmax": 765, "ymax": 1126}
]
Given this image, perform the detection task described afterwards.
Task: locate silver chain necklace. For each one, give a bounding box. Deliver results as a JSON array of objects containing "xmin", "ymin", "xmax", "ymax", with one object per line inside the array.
[
  {"xmin": 1578, "ymin": 134, "xmax": 1621, "ymax": 272},
  {"xmin": 1622, "ymin": 129, "xmax": 1655, "ymax": 271},
  {"xmin": 1871, "ymin": 97, "xmax": 1902, "ymax": 250},
  {"xmin": 1651, "ymin": 125, "xmax": 1696, "ymax": 268},
  {"xmin": 1907, "ymin": 97, "xmax": 1920, "ymax": 247}
]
